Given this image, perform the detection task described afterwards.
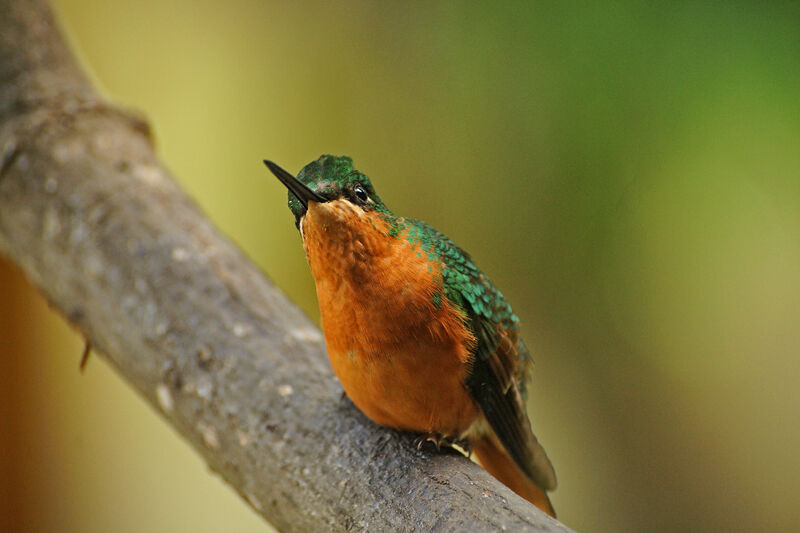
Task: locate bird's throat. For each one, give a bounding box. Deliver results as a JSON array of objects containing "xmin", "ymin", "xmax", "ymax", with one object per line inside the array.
[{"xmin": 301, "ymin": 200, "xmax": 474, "ymax": 362}]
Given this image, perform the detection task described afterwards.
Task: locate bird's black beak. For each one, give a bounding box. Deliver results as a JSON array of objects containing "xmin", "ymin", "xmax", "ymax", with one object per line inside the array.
[{"xmin": 264, "ymin": 160, "xmax": 326, "ymax": 208}]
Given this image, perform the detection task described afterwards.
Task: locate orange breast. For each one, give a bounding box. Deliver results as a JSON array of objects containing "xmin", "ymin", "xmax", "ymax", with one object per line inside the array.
[{"xmin": 301, "ymin": 200, "xmax": 479, "ymax": 436}]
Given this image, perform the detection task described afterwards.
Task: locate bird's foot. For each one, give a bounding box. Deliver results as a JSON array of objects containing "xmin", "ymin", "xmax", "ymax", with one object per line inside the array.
[{"xmin": 414, "ymin": 432, "xmax": 454, "ymax": 452}]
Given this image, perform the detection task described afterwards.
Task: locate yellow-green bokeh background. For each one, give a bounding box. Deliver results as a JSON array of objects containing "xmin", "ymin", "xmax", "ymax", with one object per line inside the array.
[{"xmin": 2, "ymin": 1, "xmax": 799, "ymax": 532}]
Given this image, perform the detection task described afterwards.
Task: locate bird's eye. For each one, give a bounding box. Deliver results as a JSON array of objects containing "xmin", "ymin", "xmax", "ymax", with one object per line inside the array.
[{"xmin": 353, "ymin": 185, "xmax": 369, "ymax": 203}]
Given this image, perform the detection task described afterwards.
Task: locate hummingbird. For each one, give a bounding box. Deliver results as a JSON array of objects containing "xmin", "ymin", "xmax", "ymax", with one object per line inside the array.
[{"xmin": 265, "ymin": 155, "xmax": 557, "ymax": 517}]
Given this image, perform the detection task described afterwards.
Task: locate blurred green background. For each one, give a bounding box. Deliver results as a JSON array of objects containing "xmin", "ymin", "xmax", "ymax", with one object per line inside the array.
[{"xmin": 2, "ymin": 1, "xmax": 799, "ymax": 532}]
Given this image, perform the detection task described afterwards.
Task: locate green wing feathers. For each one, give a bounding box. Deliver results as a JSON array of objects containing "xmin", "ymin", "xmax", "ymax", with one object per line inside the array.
[
  {"xmin": 465, "ymin": 311, "xmax": 557, "ymax": 491},
  {"xmin": 392, "ymin": 218, "xmax": 556, "ymax": 492},
  {"xmin": 413, "ymin": 220, "xmax": 556, "ymax": 491}
]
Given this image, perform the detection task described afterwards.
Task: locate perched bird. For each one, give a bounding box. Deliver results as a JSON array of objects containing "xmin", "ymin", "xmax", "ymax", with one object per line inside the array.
[{"xmin": 265, "ymin": 155, "xmax": 557, "ymax": 517}]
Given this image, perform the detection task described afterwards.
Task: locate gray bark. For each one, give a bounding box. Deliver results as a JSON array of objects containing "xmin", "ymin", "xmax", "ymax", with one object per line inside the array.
[{"xmin": 0, "ymin": 1, "xmax": 573, "ymax": 531}]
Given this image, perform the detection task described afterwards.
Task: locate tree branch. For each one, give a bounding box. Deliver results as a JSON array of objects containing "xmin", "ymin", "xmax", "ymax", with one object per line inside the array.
[{"xmin": 0, "ymin": 1, "xmax": 573, "ymax": 531}]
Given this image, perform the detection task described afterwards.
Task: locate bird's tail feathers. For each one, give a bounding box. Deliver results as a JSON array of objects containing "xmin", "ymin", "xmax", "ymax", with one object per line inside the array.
[{"xmin": 472, "ymin": 434, "xmax": 556, "ymax": 518}]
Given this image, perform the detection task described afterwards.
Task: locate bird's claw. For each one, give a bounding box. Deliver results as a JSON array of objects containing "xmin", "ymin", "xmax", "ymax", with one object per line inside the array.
[{"xmin": 414, "ymin": 433, "xmax": 453, "ymax": 452}]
